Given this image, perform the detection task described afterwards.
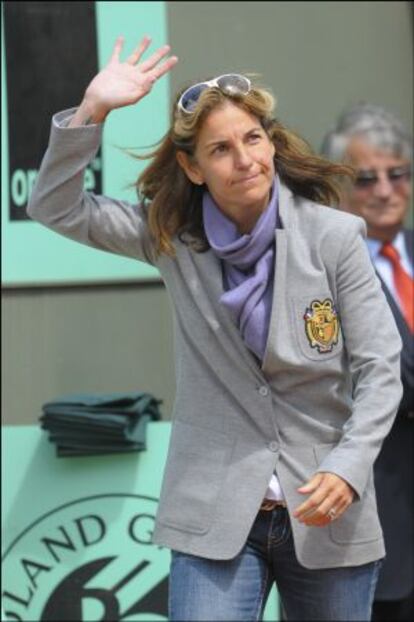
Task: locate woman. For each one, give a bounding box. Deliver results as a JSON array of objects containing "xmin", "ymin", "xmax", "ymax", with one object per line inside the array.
[{"xmin": 28, "ymin": 36, "xmax": 403, "ymax": 621}]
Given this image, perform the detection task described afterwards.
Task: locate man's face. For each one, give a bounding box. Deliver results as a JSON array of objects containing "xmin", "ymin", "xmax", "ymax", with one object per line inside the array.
[{"xmin": 341, "ymin": 137, "xmax": 411, "ymax": 240}]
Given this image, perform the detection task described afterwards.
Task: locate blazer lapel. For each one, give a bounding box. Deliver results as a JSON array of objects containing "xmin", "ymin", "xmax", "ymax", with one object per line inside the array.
[
  {"xmin": 261, "ymin": 181, "xmax": 293, "ymax": 372},
  {"xmin": 404, "ymin": 229, "xmax": 413, "ymax": 264},
  {"xmin": 377, "ymin": 271, "xmax": 412, "ymax": 342},
  {"xmin": 187, "ymin": 247, "xmax": 266, "ymax": 383},
  {"xmin": 262, "ymin": 229, "xmax": 287, "ymax": 373},
  {"xmin": 184, "ymin": 179, "xmax": 295, "ymax": 382},
  {"xmin": 375, "ymin": 228, "xmax": 413, "ymax": 339}
]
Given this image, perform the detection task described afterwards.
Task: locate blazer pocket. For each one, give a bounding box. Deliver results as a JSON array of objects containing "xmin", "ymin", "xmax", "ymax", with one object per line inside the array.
[
  {"xmin": 157, "ymin": 420, "xmax": 233, "ymax": 534},
  {"xmin": 291, "ymin": 294, "xmax": 344, "ymax": 362},
  {"xmin": 313, "ymin": 444, "xmax": 382, "ymax": 544}
]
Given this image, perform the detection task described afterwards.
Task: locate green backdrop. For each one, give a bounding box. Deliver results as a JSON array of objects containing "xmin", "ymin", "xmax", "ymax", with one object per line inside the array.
[
  {"xmin": 2, "ymin": 424, "xmax": 280, "ymax": 621},
  {"xmin": 1, "ymin": 1, "xmax": 168, "ymax": 286}
]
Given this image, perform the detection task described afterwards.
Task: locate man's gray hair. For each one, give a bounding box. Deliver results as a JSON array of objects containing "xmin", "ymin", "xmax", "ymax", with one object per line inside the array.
[{"xmin": 320, "ymin": 102, "xmax": 412, "ymax": 162}]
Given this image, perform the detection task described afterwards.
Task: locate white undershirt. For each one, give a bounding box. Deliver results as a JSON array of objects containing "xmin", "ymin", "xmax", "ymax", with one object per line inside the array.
[{"xmin": 265, "ymin": 473, "xmax": 285, "ymax": 501}]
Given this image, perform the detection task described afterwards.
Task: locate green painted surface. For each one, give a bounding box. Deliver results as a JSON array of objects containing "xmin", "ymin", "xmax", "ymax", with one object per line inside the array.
[
  {"xmin": 1, "ymin": 2, "xmax": 168, "ymax": 286},
  {"xmin": 2, "ymin": 424, "xmax": 279, "ymax": 621}
]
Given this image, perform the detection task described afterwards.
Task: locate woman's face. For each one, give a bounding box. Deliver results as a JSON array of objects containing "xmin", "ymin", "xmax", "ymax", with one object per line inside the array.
[{"xmin": 177, "ymin": 101, "xmax": 276, "ymax": 232}]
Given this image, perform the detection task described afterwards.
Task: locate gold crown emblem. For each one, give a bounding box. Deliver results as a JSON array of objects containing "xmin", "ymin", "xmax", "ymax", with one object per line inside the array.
[{"xmin": 304, "ymin": 299, "xmax": 339, "ymax": 353}]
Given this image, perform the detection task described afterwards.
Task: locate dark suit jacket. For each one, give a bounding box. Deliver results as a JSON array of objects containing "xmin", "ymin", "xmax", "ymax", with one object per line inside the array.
[{"xmin": 374, "ymin": 229, "xmax": 414, "ymax": 601}]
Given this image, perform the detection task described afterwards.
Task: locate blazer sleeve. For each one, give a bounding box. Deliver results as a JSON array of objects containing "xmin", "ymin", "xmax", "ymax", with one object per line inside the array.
[
  {"xmin": 315, "ymin": 218, "xmax": 403, "ymax": 499},
  {"xmin": 26, "ymin": 108, "xmax": 158, "ymax": 266}
]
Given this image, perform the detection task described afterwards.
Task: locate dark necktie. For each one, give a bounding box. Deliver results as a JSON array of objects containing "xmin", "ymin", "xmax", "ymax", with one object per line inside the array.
[{"xmin": 380, "ymin": 242, "xmax": 414, "ymax": 332}]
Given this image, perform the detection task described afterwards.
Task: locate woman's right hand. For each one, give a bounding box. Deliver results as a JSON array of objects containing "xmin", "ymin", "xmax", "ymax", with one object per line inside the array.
[{"xmin": 83, "ymin": 35, "xmax": 178, "ymax": 119}]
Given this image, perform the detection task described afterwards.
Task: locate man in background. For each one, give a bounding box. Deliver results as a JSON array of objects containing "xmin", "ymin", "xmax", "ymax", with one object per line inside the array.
[{"xmin": 321, "ymin": 102, "xmax": 413, "ymax": 621}]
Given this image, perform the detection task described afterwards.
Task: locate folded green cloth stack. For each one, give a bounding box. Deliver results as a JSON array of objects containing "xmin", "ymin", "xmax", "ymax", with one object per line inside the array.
[{"xmin": 39, "ymin": 392, "xmax": 162, "ymax": 457}]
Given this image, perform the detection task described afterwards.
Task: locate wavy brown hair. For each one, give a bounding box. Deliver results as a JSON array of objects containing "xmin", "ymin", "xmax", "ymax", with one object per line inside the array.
[{"xmin": 129, "ymin": 77, "xmax": 355, "ymax": 257}]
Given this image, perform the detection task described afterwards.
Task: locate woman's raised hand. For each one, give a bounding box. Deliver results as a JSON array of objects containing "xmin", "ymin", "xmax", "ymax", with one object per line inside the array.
[{"xmin": 83, "ymin": 35, "xmax": 178, "ymax": 118}]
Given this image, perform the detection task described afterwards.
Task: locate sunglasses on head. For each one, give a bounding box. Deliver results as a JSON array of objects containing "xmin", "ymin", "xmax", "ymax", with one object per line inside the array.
[
  {"xmin": 177, "ymin": 74, "xmax": 252, "ymax": 114},
  {"xmin": 354, "ymin": 165, "xmax": 411, "ymax": 189}
]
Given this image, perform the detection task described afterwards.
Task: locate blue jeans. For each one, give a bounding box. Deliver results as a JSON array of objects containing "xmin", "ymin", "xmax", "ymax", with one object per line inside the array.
[{"xmin": 169, "ymin": 507, "xmax": 382, "ymax": 621}]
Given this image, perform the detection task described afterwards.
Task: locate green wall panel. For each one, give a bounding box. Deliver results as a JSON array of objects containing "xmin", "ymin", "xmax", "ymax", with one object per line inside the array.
[
  {"xmin": 2, "ymin": 425, "xmax": 280, "ymax": 621},
  {"xmin": 1, "ymin": 2, "xmax": 168, "ymax": 286}
]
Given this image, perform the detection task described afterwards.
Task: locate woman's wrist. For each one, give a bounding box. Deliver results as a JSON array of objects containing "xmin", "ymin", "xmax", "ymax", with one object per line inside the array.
[{"xmin": 68, "ymin": 98, "xmax": 108, "ymax": 128}]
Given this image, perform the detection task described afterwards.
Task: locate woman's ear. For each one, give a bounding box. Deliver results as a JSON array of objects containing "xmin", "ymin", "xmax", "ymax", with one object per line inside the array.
[{"xmin": 176, "ymin": 151, "xmax": 204, "ymax": 186}]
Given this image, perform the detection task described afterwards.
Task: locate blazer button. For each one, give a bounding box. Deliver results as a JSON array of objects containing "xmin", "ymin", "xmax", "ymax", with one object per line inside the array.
[
  {"xmin": 269, "ymin": 441, "xmax": 279, "ymax": 452},
  {"xmin": 259, "ymin": 386, "xmax": 269, "ymax": 397}
]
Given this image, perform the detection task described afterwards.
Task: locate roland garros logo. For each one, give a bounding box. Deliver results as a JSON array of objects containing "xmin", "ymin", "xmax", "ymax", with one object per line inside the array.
[{"xmin": 2, "ymin": 494, "xmax": 169, "ymax": 621}]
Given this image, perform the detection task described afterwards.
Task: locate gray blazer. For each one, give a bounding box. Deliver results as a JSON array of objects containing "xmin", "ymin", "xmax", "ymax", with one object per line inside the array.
[{"xmin": 27, "ymin": 109, "xmax": 403, "ymax": 569}]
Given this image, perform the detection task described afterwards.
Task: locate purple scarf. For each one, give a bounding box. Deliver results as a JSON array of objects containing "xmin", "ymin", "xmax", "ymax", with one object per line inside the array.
[{"xmin": 203, "ymin": 178, "xmax": 278, "ymax": 360}]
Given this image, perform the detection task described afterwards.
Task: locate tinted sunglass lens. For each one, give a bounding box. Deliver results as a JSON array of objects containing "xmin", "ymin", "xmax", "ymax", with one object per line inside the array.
[
  {"xmin": 355, "ymin": 176, "xmax": 377, "ymax": 188},
  {"xmin": 217, "ymin": 74, "xmax": 250, "ymax": 95},
  {"xmin": 180, "ymin": 84, "xmax": 208, "ymax": 112},
  {"xmin": 355, "ymin": 166, "xmax": 412, "ymax": 188},
  {"xmin": 178, "ymin": 74, "xmax": 251, "ymax": 113},
  {"xmin": 388, "ymin": 167, "xmax": 411, "ymax": 181}
]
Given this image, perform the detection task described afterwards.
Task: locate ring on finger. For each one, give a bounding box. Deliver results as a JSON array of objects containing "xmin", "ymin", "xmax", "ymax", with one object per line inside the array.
[{"xmin": 328, "ymin": 508, "xmax": 337, "ymax": 521}]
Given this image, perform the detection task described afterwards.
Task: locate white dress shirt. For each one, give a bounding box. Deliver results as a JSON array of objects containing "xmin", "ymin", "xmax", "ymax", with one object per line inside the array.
[{"xmin": 366, "ymin": 231, "xmax": 413, "ymax": 310}]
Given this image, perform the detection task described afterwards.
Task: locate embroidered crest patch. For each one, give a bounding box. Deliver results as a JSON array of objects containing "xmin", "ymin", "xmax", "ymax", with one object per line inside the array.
[{"xmin": 304, "ymin": 299, "xmax": 339, "ymax": 353}]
